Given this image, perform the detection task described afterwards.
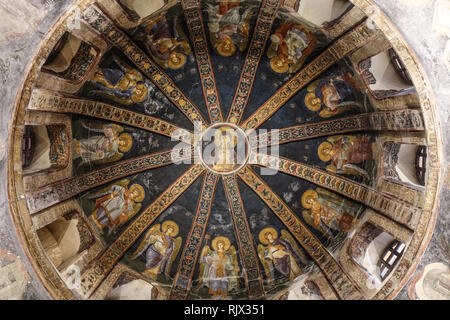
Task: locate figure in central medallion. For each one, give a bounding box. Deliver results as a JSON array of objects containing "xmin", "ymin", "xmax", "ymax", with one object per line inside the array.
[{"xmin": 199, "ymin": 124, "xmax": 249, "ymax": 175}]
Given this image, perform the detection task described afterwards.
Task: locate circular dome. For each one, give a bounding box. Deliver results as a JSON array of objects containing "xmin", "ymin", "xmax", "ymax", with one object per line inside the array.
[{"xmin": 7, "ymin": 0, "xmax": 442, "ymax": 300}]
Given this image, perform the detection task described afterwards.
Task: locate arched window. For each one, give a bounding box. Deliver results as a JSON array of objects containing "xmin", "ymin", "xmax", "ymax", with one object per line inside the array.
[
  {"xmin": 378, "ymin": 240, "xmax": 406, "ymax": 280},
  {"xmin": 383, "ymin": 142, "xmax": 427, "ymax": 189},
  {"xmin": 36, "ymin": 210, "xmax": 96, "ymax": 271},
  {"xmin": 388, "ymin": 48, "xmax": 413, "ymax": 85},
  {"xmin": 416, "ymin": 146, "xmax": 427, "ymax": 186},
  {"xmin": 21, "ymin": 125, "xmax": 35, "ymax": 168},
  {"xmin": 359, "ymin": 49, "xmax": 416, "ymax": 100},
  {"xmin": 42, "ymin": 32, "xmax": 98, "ymax": 82}
]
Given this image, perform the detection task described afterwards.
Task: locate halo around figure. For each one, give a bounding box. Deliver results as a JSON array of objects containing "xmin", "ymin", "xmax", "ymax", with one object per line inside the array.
[
  {"xmin": 168, "ymin": 52, "xmax": 187, "ymax": 69},
  {"xmin": 131, "ymin": 84, "xmax": 149, "ymax": 103},
  {"xmin": 259, "ymin": 227, "xmax": 278, "ymax": 245},
  {"xmin": 118, "ymin": 133, "xmax": 133, "ymax": 153},
  {"xmin": 318, "ymin": 141, "xmax": 333, "ymax": 162},
  {"xmin": 129, "ymin": 184, "xmax": 145, "ymax": 202},
  {"xmin": 212, "ymin": 236, "xmax": 231, "ymax": 251},
  {"xmin": 217, "ymin": 37, "xmax": 236, "ymax": 57},
  {"xmin": 301, "ymin": 190, "xmax": 319, "ymax": 209},
  {"xmin": 270, "ymin": 56, "xmax": 289, "ymax": 74},
  {"xmin": 162, "ymin": 220, "xmax": 179, "ymax": 237},
  {"xmin": 305, "ymin": 92, "xmax": 322, "ymax": 111}
]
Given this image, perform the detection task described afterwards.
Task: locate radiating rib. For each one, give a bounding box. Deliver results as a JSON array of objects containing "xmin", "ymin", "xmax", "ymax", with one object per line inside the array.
[
  {"xmin": 226, "ymin": 0, "xmax": 283, "ymax": 124},
  {"xmin": 253, "ymin": 110, "xmax": 425, "ymax": 148},
  {"xmin": 81, "ymin": 4, "xmax": 208, "ymax": 127},
  {"xmin": 251, "ymin": 153, "xmax": 422, "ymax": 229},
  {"xmin": 170, "ymin": 172, "xmax": 218, "ymax": 300},
  {"xmin": 80, "ymin": 164, "xmax": 205, "ymax": 298},
  {"xmin": 223, "ymin": 175, "xmax": 265, "ymax": 299},
  {"xmin": 241, "ymin": 20, "xmax": 379, "ymax": 130},
  {"xmin": 238, "ymin": 166, "xmax": 363, "ymax": 300},
  {"xmin": 26, "ymin": 148, "xmax": 193, "ymax": 214},
  {"xmin": 182, "ymin": 0, "xmax": 224, "ymax": 123},
  {"xmin": 28, "ymin": 89, "xmax": 194, "ymax": 143}
]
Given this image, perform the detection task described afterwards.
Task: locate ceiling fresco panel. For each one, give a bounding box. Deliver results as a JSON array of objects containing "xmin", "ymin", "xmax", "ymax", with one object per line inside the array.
[
  {"xmin": 254, "ymin": 166, "xmax": 367, "ymax": 249},
  {"xmin": 199, "ymin": 0, "xmax": 261, "ymax": 117},
  {"xmin": 126, "ymin": 3, "xmax": 211, "ymax": 122},
  {"xmin": 241, "ymin": 6, "xmax": 330, "ymax": 121},
  {"xmin": 71, "ymin": 116, "xmax": 180, "ymax": 175},
  {"xmin": 237, "ymin": 177, "xmax": 318, "ymax": 297},
  {"xmin": 187, "ymin": 179, "xmax": 247, "ymax": 300},
  {"xmin": 119, "ymin": 174, "xmax": 205, "ymax": 293},
  {"xmin": 258, "ymin": 61, "xmax": 374, "ymax": 130},
  {"xmin": 77, "ymin": 163, "xmax": 193, "ymax": 245},
  {"xmin": 79, "ymin": 48, "xmax": 196, "ymax": 130},
  {"xmin": 277, "ymin": 134, "xmax": 378, "ymax": 186}
]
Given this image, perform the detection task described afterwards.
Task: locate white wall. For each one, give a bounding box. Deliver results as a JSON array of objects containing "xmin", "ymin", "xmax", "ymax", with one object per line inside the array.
[
  {"xmin": 298, "ymin": 0, "xmax": 351, "ymax": 26},
  {"xmin": 120, "ymin": 0, "xmax": 166, "ymax": 18},
  {"xmin": 368, "ymin": 50, "xmax": 412, "ymax": 92}
]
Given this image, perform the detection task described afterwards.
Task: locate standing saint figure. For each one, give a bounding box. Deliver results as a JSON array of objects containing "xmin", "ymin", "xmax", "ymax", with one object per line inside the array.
[
  {"xmin": 318, "ymin": 135, "xmax": 374, "ymax": 179},
  {"xmin": 212, "ymin": 127, "xmax": 238, "ymax": 173},
  {"xmin": 89, "ymin": 179, "xmax": 145, "ymax": 234},
  {"xmin": 301, "ymin": 188, "xmax": 360, "ymax": 238},
  {"xmin": 198, "ymin": 236, "xmax": 239, "ymax": 299},
  {"xmin": 258, "ymin": 228, "xmax": 308, "ymax": 287},
  {"xmin": 130, "ymin": 221, "xmax": 182, "ymax": 280},
  {"xmin": 73, "ymin": 122, "xmax": 133, "ymax": 166}
]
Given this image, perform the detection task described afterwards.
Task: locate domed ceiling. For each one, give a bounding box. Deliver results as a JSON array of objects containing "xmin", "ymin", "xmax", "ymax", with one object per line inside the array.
[{"xmin": 7, "ymin": 0, "xmax": 442, "ymax": 300}]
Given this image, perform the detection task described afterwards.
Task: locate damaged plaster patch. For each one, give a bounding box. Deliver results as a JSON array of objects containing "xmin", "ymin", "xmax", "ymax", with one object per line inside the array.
[
  {"xmin": 0, "ymin": 249, "xmax": 31, "ymax": 300},
  {"xmin": 0, "ymin": 0, "xmax": 47, "ymax": 43}
]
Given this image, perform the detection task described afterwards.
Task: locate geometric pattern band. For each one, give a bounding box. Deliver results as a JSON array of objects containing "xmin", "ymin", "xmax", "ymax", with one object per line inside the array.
[
  {"xmin": 182, "ymin": 0, "xmax": 224, "ymax": 123},
  {"xmin": 227, "ymin": 0, "xmax": 283, "ymax": 124},
  {"xmin": 251, "ymin": 153, "xmax": 422, "ymax": 229},
  {"xmin": 223, "ymin": 175, "xmax": 266, "ymax": 299},
  {"xmin": 80, "ymin": 165, "xmax": 205, "ymax": 298},
  {"xmin": 254, "ymin": 110, "xmax": 425, "ymax": 147},
  {"xmin": 169, "ymin": 172, "xmax": 218, "ymax": 299},
  {"xmin": 26, "ymin": 149, "xmax": 190, "ymax": 214},
  {"xmin": 28, "ymin": 89, "xmax": 194, "ymax": 143},
  {"xmin": 238, "ymin": 166, "xmax": 364, "ymax": 300},
  {"xmin": 241, "ymin": 21, "xmax": 379, "ymax": 130}
]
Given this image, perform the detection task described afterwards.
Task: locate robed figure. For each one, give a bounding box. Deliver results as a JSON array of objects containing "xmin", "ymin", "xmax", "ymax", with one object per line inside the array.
[
  {"xmin": 258, "ymin": 228, "xmax": 308, "ymax": 287},
  {"xmin": 88, "ymin": 179, "xmax": 145, "ymax": 234},
  {"xmin": 140, "ymin": 15, "xmax": 191, "ymax": 69},
  {"xmin": 198, "ymin": 236, "xmax": 240, "ymax": 299},
  {"xmin": 305, "ymin": 73, "xmax": 361, "ymax": 118},
  {"xmin": 268, "ymin": 22, "xmax": 316, "ymax": 74},
  {"xmin": 301, "ymin": 188, "xmax": 361, "ymax": 240},
  {"xmin": 73, "ymin": 122, "xmax": 133, "ymax": 166},
  {"xmin": 207, "ymin": 1, "xmax": 254, "ymax": 57},
  {"xmin": 89, "ymin": 55, "xmax": 149, "ymax": 105},
  {"xmin": 130, "ymin": 221, "xmax": 182, "ymax": 280},
  {"xmin": 318, "ymin": 135, "xmax": 374, "ymax": 178}
]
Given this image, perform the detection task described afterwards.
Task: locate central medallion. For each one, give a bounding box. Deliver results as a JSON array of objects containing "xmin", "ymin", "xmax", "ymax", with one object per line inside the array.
[{"xmin": 198, "ymin": 123, "xmax": 249, "ymax": 175}]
